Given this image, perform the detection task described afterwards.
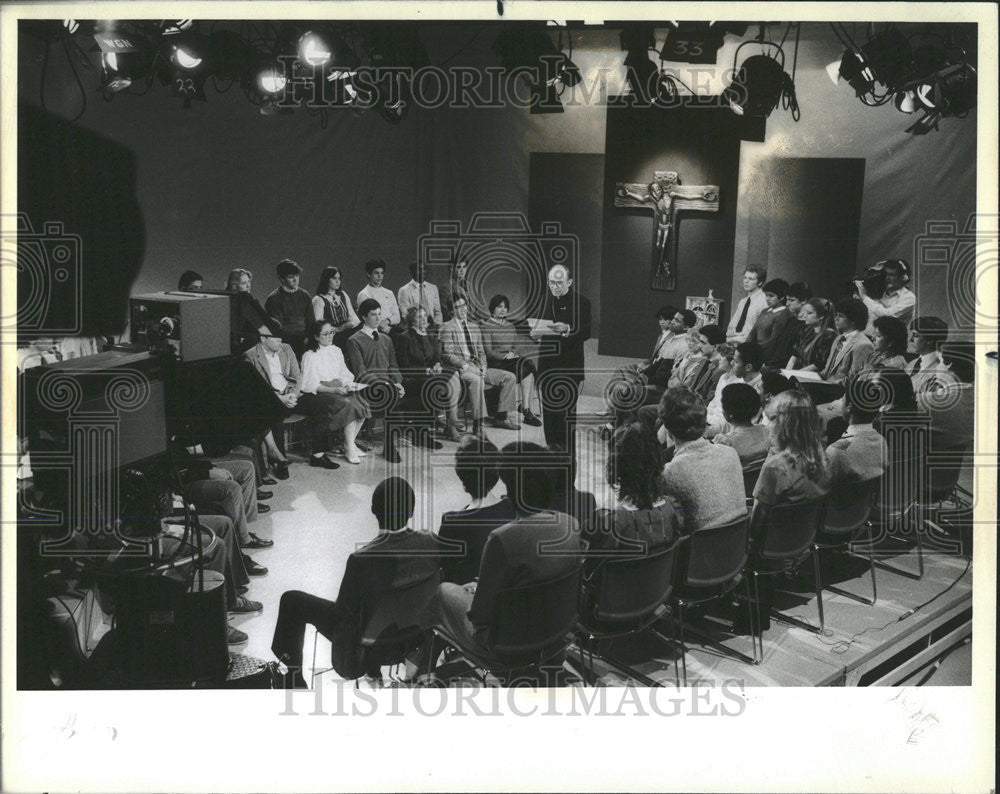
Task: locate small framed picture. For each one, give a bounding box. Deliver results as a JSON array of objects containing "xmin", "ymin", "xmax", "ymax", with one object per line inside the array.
[{"xmin": 686, "ymin": 290, "xmax": 724, "ymax": 329}]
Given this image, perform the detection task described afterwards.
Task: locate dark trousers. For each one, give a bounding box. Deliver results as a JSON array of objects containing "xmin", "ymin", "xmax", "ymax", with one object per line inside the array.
[
  {"xmin": 540, "ymin": 375, "xmax": 581, "ymax": 457},
  {"xmin": 271, "ymin": 590, "xmax": 341, "ymax": 671}
]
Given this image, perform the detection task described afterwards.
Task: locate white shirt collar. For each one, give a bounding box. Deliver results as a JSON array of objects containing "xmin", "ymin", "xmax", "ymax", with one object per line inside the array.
[
  {"xmin": 361, "ymin": 325, "xmax": 377, "ymax": 338},
  {"xmin": 845, "ymin": 422, "xmax": 874, "ymax": 437},
  {"xmin": 919, "ymin": 350, "xmax": 941, "ymax": 369}
]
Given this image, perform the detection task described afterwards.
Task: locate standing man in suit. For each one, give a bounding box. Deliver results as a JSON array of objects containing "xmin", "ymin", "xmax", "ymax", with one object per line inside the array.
[
  {"xmin": 439, "ymin": 294, "xmax": 519, "ymax": 434},
  {"xmin": 397, "ymin": 261, "xmax": 443, "ymax": 327},
  {"xmin": 344, "ymin": 299, "xmax": 406, "ymax": 462},
  {"xmin": 726, "ymin": 264, "xmax": 768, "ymax": 344},
  {"xmin": 532, "ymin": 264, "xmax": 592, "ymax": 459}
]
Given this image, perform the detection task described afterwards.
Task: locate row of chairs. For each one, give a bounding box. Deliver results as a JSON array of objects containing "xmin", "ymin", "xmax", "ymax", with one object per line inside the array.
[{"xmin": 311, "ymin": 443, "xmax": 971, "ymax": 688}]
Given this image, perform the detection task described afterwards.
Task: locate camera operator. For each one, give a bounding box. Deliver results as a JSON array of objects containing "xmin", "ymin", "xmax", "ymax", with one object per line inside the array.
[{"xmin": 853, "ymin": 259, "xmax": 915, "ymax": 334}]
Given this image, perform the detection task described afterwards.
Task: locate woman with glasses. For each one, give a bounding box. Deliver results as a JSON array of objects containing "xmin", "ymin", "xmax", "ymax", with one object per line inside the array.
[{"xmin": 298, "ymin": 320, "xmax": 371, "ymax": 466}]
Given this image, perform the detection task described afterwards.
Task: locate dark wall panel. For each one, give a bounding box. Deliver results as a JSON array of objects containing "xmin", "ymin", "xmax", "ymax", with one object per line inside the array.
[
  {"xmin": 744, "ymin": 157, "xmax": 866, "ymax": 301},
  {"xmin": 599, "ymin": 104, "xmax": 746, "ymax": 357}
]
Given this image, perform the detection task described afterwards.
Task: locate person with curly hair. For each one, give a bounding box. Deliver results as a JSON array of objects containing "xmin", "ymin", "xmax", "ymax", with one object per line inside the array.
[{"xmin": 659, "ymin": 387, "xmax": 747, "ymax": 532}]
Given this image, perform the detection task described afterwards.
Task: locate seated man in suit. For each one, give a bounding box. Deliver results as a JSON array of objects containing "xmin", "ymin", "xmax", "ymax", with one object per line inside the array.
[
  {"xmin": 439, "ymin": 294, "xmax": 519, "ymax": 434},
  {"xmin": 704, "ymin": 340, "xmax": 764, "ymax": 432},
  {"xmin": 438, "ymin": 436, "xmax": 518, "ymax": 585},
  {"xmin": 919, "ymin": 341, "xmax": 974, "ymax": 451},
  {"xmin": 668, "ymin": 323, "xmax": 729, "ymax": 402},
  {"xmin": 243, "ymin": 331, "xmax": 299, "ymax": 478},
  {"xmin": 344, "ymin": 299, "xmax": 407, "ymax": 463},
  {"xmin": 397, "ymin": 261, "xmax": 443, "ymax": 327},
  {"xmin": 906, "ymin": 315, "xmax": 959, "ymax": 396},
  {"xmin": 429, "ymin": 441, "xmax": 582, "ymax": 668},
  {"xmin": 825, "ymin": 371, "xmax": 889, "ymax": 484},
  {"xmin": 800, "ymin": 297, "xmax": 875, "ymax": 410},
  {"xmin": 271, "ymin": 476, "xmax": 441, "ymax": 687}
]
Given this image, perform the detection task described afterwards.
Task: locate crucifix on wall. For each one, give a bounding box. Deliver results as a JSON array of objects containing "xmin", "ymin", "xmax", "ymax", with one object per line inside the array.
[{"xmin": 614, "ymin": 170, "xmax": 720, "ymax": 291}]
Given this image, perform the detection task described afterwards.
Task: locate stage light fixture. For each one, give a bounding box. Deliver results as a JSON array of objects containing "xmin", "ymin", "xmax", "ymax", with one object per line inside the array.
[
  {"xmin": 494, "ymin": 25, "xmax": 581, "ymax": 113},
  {"xmin": 298, "ymin": 30, "xmax": 332, "ymax": 68},
  {"xmin": 724, "ymin": 53, "xmax": 797, "ymax": 118},
  {"xmin": 619, "ymin": 25, "xmax": 658, "ymax": 103},
  {"xmin": 901, "ymin": 62, "xmax": 977, "ymax": 134},
  {"xmin": 93, "ymin": 22, "xmax": 153, "ymax": 94}
]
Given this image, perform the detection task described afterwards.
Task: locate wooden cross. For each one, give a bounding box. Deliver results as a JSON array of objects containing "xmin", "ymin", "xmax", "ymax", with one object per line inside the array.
[{"xmin": 615, "ymin": 170, "xmax": 720, "ymax": 291}]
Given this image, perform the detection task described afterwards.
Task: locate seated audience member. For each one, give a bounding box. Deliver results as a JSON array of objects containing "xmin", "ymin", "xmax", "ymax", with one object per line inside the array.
[
  {"xmin": 313, "ymin": 266, "xmax": 361, "ymax": 348},
  {"xmin": 430, "ymin": 442, "xmax": 582, "ymax": 667},
  {"xmin": 243, "ymin": 331, "xmax": 299, "ymax": 478},
  {"xmin": 440, "ymin": 258, "xmax": 477, "ymax": 323},
  {"xmin": 753, "ymin": 389, "xmax": 832, "ymax": 505},
  {"xmin": 344, "ymin": 300, "xmax": 406, "ymax": 463},
  {"xmin": 712, "ymin": 383, "xmax": 771, "ymax": 465},
  {"xmin": 705, "ymin": 340, "xmax": 764, "ymax": 429},
  {"xmin": 919, "ymin": 342, "xmax": 974, "ymax": 451},
  {"xmin": 786, "ymin": 297, "xmax": 837, "ymax": 372},
  {"xmin": 439, "ymin": 294, "xmax": 519, "ymax": 433},
  {"xmin": 264, "ymin": 259, "xmax": 313, "ymax": 358},
  {"xmin": 299, "ymin": 320, "xmax": 371, "ymax": 467},
  {"xmin": 777, "ymin": 281, "xmax": 810, "ymax": 366},
  {"xmin": 826, "ymin": 372, "xmax": 889, "ymax": 484},
  {"xmin": 397, "ymin": 261, "xmax": 443, "ymax": 327},
  {"xmin": 659, "ymin": 309, "xmax": 699, "ymax": 369},
  {"xmin": 227, "ymin": 268, "xmax": 283, "ymax": 352},
  {"xmin": 438, "ymin": 436, "xmax": 517, "ymax": 585},
  {"xmin": 820, "ymin": 298, "xmax": 874, "ymax": 383},
  {"xmin": 760, "ymin": 370, "xmax": 795, "ymax": 424},
  {"xmin": 177, "ymin": 270, "xmax": 203, "ymax": 291},
  {"xmin": 727, "ymin": 264, "xmax": 768, "ymax": 344},
  {"xmin": 481, "ymin": 294, "xmax": 542, "ymax": 427},
  {"xmin": 870, "ymin": 315, "xmax": 910, "ymax": 369},
  {"xmin": 785, "ymin": 282, "xmax": 811, "ymax": 319},
  {"xmin": 659, "ymin": 387, "xmax": 747, "ymax": 532},
  {"xmin": 357, "ymin": 259, "xmax": 402, "ymax": 332},
  {"xmin": 544, "ymin": 454, "xmax": 598, "ymax": 536},
  {"xmin": 856, "ymin": 258, "xmax": 916, "ymax": 332},
  {"xmin": 271, "ymin": 477, "xmax": 441, "ymax": 687},
  {"xmin": 869, "ymin": 367, "xmax": 931, "ymax": 470},
  {"xmin": 906, "ymin": 316, "xmax": 959, "ymax": 395},
  {"xmin": 742, "ymin": 388, "xmax": 832, "ymax": 632},
  {"xmin": 586, "ymin": 421, "xmax": 684, "ymax": 556},
  {"xmin": 668, "ymin": 323, "xmax": 728, "ymax": 401},
  {"xmin": 747, "ymin": 278, "xmax": 791, "ymax": 368},
  {"xmin": 635, "ymin": 305, "xmax": 680, "ymax": 388},
  {"xmin": 391, "ymin": 306, "xmax": 455, "ymax": 446}
]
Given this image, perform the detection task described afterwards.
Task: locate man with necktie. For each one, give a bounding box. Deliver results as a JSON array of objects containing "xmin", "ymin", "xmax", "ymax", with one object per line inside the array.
[
  {"xmin": 531, "ymin": 264, "xmax": 592, "ymax": 459},
  {"xmin": 439, "ymin": 295, "xmax": 519, "ymax": 434},
  {"xmin": 397, "ymin": 261, "xmax": 443, "ymax": 327},
  {"xmin": 906, "ymin": 316, "xmax": 959, "ymax": 396},
  {"xmin": 726, "ymin": 265, "xmax": 768, "ymax": 344}
]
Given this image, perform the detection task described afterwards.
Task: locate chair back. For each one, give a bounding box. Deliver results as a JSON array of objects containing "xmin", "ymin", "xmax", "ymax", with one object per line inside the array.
[
  {"xmin": 591, "ymin": 536, "xmax": 685, "ymax": 623},
  {"xmin": 488, "ymin": 563, "xmax": 582, "ymax": 660},
  {"xmin": 681, "ymin": 515, "xmax": 749, "ymax": 589},
  {"xmin": 822, "ymin": 476, "xmax": 879, "ymax": 537},
  {"xmin": 359, "ymin": 569, "xmax": 441, "ymax": 650},
  {"xmin": 742, "ymin": 459, "xmax": 765, "ymax": 498},
  {"xmin": 926, "ymin": 445, "xmax": 969, "ymax": 504},
  {"xmin": 753, "ymin": 498, "xmax": 825, "ymax": 563}
]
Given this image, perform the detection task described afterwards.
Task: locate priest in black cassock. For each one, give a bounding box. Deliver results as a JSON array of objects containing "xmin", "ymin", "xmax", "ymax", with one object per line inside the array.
[{"xmin": 532, "ymin": 264, "xmax": 592, "ymax": 463}]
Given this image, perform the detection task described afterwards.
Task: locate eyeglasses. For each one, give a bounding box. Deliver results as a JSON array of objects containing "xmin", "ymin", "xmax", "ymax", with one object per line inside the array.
[{"xmin": 319, "ymin": 331, "xmax": 335, "ymax": 337}]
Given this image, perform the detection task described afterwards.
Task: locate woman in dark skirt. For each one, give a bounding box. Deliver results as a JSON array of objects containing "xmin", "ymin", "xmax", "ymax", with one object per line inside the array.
[
  {"xmin": 394, "ymin": 306, "xmax": 462, "ymax": 443},
  {"xmin": 479, "ymin": 294, "xmax": 542, "ymax": 426},
  {"xmin": 298, "ymin": 320, "xmax": 371, "ymax": 466}
]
